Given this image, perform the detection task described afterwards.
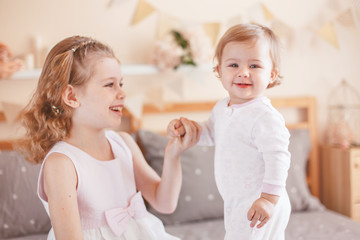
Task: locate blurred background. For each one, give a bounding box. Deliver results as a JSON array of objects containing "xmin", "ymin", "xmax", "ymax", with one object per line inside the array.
[{"xmin": 0, "ymin": 0, "xmax": 360, "ymax": 143}]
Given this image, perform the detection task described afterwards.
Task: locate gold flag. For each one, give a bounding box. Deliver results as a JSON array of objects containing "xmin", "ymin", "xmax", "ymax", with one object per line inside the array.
[
  {"xmin": 317, "ymin": 22, "xmax": 339, "ymax": 49},
  {"xmin": 131, "ymin": 0, "xmax": 156, "ymax": 26},
  {"xmin": 261, "ymin": 3, "xmax": 275, "ymax": 21},
  {"xmin": 203, "ymin": 22, "xmax": 221, "ymax": 46}
]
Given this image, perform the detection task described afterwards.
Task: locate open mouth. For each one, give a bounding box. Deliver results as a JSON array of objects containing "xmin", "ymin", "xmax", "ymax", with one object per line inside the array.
[{"xmin": 109, "ymin": 105, "xmax": 123, "ymax": 113}]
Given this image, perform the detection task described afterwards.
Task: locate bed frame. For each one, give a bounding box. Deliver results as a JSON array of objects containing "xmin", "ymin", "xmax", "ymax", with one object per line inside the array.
[{"xmin": 0, "ymin": 96, "xmax": 319, "ymax": 197}]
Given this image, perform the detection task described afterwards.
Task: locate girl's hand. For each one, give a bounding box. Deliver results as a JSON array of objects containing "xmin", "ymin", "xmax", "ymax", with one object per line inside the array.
[
  {"xmin": 247, "ymin": 193, "xmax": 279, "ymax": 228},
  {"xmin": 166, "ymin": 117, "xmax": 201, "ymax": 157},
  {"xmin": 167, "ymin": 118, "xmax": 185, "ymax": 139}
]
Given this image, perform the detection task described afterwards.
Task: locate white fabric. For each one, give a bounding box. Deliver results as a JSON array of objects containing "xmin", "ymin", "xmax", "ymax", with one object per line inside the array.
[
  {"xmin": 37, "ymin": 130, "xmax": 179, "ymax": 240},
  {"xmin": 199, "ymin": 96, "xmax": 291, "ymax": 240}
]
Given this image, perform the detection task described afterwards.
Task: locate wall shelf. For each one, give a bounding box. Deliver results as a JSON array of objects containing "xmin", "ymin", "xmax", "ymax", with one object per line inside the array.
[{"xmin": 10, "ymin": 63, "xmax": 214, "ymax": 80}]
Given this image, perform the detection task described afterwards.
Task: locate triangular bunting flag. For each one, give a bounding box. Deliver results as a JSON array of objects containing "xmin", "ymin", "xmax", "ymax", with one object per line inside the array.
[
  {"xmin": 131, "ymin": 0, "xmax": 156, "ymax": 26},
  {"xmin": 124, "ymin": 94, "xmax": 144, "ymax": 120},
  {"xmin": 261, "ymin": 3, "xmax": 275, "ymax": 21},
  {"xmin": 337, "ymin": 9, "xmax": 356, "ymax": 27},
  {"xmin": 317, "ymin": 22, "xmax": 339, "ymax": 48},
  {"xmin": 203, "ymin": 22, "xmax": 221, "ymax": 46}
]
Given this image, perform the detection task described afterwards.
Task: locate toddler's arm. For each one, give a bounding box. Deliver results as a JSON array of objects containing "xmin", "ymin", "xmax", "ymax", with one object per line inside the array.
[{"xmin": 247, "ymin": 193, "xmax": 279, "ymax": 228}]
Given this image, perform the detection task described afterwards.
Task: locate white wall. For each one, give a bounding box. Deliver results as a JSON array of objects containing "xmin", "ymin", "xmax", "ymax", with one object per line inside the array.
[{"xmin": 1, "ymin": 0, "xmax": 360, "ymax": 142}]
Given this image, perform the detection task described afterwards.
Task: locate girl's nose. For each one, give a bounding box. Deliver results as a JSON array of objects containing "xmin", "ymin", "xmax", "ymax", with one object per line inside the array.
[{"xmin": 116, "ymin": 86, "xmax": 126, "ymax": 99}]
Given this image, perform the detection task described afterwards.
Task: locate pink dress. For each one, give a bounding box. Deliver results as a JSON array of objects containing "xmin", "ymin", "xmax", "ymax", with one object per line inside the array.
[{"xmin": 38, "ymin": 130, "xmax": 179, "ymax": 240}]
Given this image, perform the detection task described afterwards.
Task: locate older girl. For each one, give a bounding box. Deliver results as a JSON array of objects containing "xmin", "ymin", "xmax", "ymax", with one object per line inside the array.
[{"xmin": 20, "ymin": 36, "xmax": 199, "ymax": 240}]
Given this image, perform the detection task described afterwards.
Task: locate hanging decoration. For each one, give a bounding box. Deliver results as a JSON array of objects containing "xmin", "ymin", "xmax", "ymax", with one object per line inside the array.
[
  {"xmin": 125, "ymin": 0, "xmax": 359, "ymax": 119},
  {"xmin": 131, "ymin": 0, "xmax": 156, "ymax": 25},
  {"xmin": 316, "ymin": 22, "xmax": 339, "ymax": 48},
  {"xmin": 203, "ymin": 23, "xmax": 221, "ymax": 46},
  {"xmin": 261, "ymin": 3, "xmax": 275, "ymax": 21},
  {"xmin": 337, "ymin": 9, "xmax": 356, "ymax": 27}
]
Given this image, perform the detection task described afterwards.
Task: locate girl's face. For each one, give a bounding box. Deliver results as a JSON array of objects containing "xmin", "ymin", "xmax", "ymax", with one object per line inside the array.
[
  {"xmin": 217, "ymin": 39, "xmax": 277, "ymax": 105},
  {"xmin": 72, "ymin": 57, "xmax": 125, "ymax": 130}
]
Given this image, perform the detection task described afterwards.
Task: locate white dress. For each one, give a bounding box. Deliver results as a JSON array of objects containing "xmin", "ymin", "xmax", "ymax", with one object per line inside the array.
[
  {"xmin": 37, "ymin": 130, "xmax": 179, "ymax": 240},
  {"xmin": 199, "ymin": 97, "xmax": 291, "ymax": 240}
]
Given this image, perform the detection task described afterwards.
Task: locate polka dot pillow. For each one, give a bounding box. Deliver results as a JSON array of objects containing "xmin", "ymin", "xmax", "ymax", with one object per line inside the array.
[
  {"xmin": 0, "ymin": 151, "xmax": 51, "ymax": 238},
  {"xmin": 137, "ymin": 130, "xmax": 224, "ymax": 225},
  {"xmin": 286, "ymin": 129, "xmax": 323, "ymax": 212}
]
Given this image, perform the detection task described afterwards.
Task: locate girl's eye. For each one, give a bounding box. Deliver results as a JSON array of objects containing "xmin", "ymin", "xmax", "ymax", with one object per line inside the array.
[
  {"xmin": 119, "ymin": 83, "xmax": 124, "ymax": 88},
  {"xmin": 105, "ymin": 83, "xmax": 114, "ymax": 87},
  {"xmin": 229, "ymin": 63, "xmax": 238, "ymax": 67},
  {"xmin": 250, "ymin": 64, "xmax": 260, "ymax": 69}
]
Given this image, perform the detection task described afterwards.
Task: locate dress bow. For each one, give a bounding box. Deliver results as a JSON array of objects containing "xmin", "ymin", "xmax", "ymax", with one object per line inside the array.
[{"xmin": 105, "ymin": 192, "xmax": 148, "ymax": 237}]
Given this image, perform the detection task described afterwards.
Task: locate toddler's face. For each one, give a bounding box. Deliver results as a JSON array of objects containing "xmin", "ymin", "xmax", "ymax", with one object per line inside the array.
[{"xmin": 218, "ymin": 38, "xmax": 277, "ymax": 105}]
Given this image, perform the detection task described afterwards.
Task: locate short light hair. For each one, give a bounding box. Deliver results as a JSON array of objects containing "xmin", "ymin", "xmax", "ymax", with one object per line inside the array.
[{"xmin": 214, "ymin": 23, "xmax": 282, "ymax": 87}]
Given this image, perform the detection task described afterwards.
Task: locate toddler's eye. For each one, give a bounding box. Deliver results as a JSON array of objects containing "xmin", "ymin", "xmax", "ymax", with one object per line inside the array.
[
  {"xmin": 105, "ymin": 83, "xmax": 114, "ymax": 87},
  {"xmin": 229, "ymin": 63, "xmax": 238, "ymax": 67},
  {"xmin": 119, "ymin": 83, "xmax": 124, "ymax": 88},
  {"xmin": 250, "ymin": 65, "xmax": 259, "ymax": 69}
]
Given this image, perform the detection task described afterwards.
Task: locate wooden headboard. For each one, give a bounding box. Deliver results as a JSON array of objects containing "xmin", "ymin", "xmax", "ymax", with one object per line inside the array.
[{"xmin": 132, "ymin": 96, "xmax": 319, "ymax": 198}]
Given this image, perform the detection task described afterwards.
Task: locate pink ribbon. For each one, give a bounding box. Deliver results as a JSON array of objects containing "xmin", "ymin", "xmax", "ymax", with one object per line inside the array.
[{"xmin": 105, "ymin": 192, "xmax": 148, "ymax": 237}]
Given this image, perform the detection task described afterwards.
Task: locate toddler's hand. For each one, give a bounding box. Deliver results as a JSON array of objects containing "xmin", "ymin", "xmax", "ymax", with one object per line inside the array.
[{"xmin": 247, "ymin": 193, "xmax": 278, "ymax": 228}]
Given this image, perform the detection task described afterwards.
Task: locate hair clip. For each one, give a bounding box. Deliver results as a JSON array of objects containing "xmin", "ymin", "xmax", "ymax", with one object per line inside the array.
[
  {"xmin": 51, "ymin": 105, "xmax": 62, "ymax": 115},
  {"xmin": 71, "ymin": 40, "xmax": 95, "ymax": 54}
]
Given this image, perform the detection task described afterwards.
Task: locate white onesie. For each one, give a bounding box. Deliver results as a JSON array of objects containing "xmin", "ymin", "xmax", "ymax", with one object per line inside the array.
[{"xmin": 199, "ymin": 96, "xmax": 291, "ymax": 240}]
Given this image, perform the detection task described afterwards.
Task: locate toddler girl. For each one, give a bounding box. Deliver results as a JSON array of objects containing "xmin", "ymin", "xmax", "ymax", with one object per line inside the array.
[{"xmin": 168, "ymin": 23, "xmax": 291, "ymax": 240}]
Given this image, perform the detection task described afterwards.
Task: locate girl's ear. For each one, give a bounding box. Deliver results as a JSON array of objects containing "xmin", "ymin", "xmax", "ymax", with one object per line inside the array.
[{"xmin": 62, "ymin": 84, "xmax": 80, "ymax": 108}]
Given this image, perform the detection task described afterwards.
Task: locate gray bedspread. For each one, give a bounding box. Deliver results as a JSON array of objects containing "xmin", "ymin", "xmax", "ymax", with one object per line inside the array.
[{"xmin": 165, "ymin": 209, "xmax": 360, "ymax": 240}]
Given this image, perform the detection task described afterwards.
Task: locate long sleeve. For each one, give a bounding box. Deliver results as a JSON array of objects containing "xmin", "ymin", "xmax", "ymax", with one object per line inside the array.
[
  {"xmin": 197, "ymin": 107, "xmax": 216, "ymax": 146},
  {"xmin": 252, "ymin": 110, "xmax": 291, "ymax": 194}
]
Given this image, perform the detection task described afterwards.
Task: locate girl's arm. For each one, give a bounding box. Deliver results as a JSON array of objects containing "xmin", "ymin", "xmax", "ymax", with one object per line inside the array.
[
  {"xmin": 119, "ymin": 118, "xmax": 200, "ymax": 213},
  {"xmin": 43, "ymin": 153, "xmax": 83, "ymax": 240}
]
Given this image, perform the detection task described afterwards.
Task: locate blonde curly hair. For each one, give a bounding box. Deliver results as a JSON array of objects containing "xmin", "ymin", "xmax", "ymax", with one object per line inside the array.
[{"xmin": 18, "ymin": 36, "xmax": 117, "ymax": 163}]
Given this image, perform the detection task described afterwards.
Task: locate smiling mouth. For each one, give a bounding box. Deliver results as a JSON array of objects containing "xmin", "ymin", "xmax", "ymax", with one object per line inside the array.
[
  {"xmin": 234, "ymin": 83, "xmax": 252, "ymax": 88},
  {"xmin": 109, "ymin": 106, "xmax": 123, "ymax": 112}
]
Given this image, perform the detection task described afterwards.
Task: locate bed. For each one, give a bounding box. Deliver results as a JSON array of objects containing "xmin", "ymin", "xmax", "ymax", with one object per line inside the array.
[{"xmin": 1, "ymin": 96, "xmax": 360, "ymax": 239}]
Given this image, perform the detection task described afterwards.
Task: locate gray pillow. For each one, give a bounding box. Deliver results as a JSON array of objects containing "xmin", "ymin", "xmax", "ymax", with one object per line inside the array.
[
  {"xmin": 286, "ymin": 129, "xmax": 324, "ymax": 212},
  {"xmin": 137, "ymin": 130, "xmax": 223, "ymax": 225},
  {"xmin": 0, "ymin": 151, "xmax": 51, "ymax": 238}
]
